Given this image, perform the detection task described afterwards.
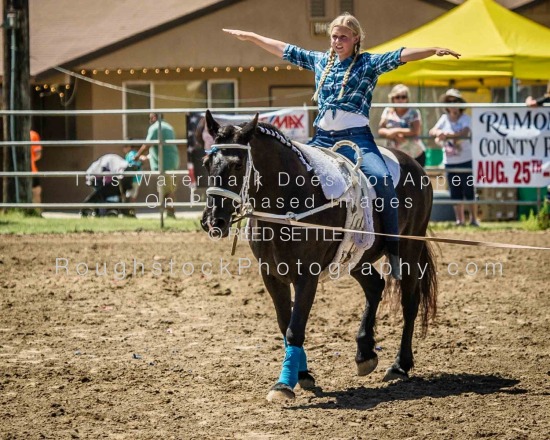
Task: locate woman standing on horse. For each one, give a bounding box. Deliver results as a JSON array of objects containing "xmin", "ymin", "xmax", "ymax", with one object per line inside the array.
[{"xmin": 224, "ymin": 14, "xmax": 460, "ymax": 280}]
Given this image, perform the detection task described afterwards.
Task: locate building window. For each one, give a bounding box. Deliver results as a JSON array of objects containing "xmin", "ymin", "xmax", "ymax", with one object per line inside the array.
[
  {"xmin": 208, "ymin": 80, "xmax": 238, "ymax": 109},
  {"xmin": 123, "ymin": 80, "xmax": 237, "ymax": 139},
  {"xmin": 310, "ymin": 0, "xmax": 325, "ymax": 18},
  {"xmin": 339, "ymin": 0, "xmax": 353, "ymax": 14}
]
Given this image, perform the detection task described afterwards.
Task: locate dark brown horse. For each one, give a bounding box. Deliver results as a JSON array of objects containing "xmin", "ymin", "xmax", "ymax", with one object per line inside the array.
[{"xmin": 201, "ymin": 111, "xmax": 437, "ymax": 402}]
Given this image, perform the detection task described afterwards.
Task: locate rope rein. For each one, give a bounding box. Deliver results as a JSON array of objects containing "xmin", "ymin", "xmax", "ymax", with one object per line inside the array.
[
  {"xmin": 242, "ymin": 214, "xmax": 550, "ymax": 251},
  {"xmin": 205, "ymin": 129, "xmax": 550, "ymax": 252}
]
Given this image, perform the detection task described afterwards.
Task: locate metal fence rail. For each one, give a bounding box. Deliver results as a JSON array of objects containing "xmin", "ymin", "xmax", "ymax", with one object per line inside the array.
[
  {"xmin": 0, "ymin": 102, "xmax": 538, "ymax": 116},
  {"xmin": 0, "ymin": 139, "xmax": 184, "ymax": 147},
  {"xmin": 1, "ymin": 106, "xmax": 546, "ymax": 226}
]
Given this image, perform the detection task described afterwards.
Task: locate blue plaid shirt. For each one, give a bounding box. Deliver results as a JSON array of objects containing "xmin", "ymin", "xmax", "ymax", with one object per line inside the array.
[{"xmin": 283, "ymin": 44, "xmax": 404, "ymax": 126}]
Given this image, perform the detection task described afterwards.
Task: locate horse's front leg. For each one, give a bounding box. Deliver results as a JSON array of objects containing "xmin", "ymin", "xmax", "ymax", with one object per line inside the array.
[
  {"xmin": 261, "ymin": 271, "xmax": 315, "ymax": 397},
  {"xmin": 352, "ymin": 269, "xmax": 385, "ymax": 376},
  {"xmin": 267, "ymin": 275, "xmax": 318, "ymax": 402}
]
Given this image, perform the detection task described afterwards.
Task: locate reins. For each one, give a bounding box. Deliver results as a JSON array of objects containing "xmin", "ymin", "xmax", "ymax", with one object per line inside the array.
[
  {"xmin": 206, "ymin": 141, "xmax": 550, "ymax": 253},
  {"xmin": 205, "ymin": 143, "xmax": 255, "ymax": 208},
  {"xmin": 206, "ymin": 141, "xmax": 342, "ymax": 224},
  {"xmin": 241, "ymin": 213, "xmax": 550, "ymax": 251}
]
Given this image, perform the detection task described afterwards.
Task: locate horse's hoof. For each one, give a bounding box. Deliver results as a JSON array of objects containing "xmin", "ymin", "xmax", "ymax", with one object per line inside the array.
[
  {"xmin": 357, "ymin": 357, "xmax": 378, "ymax": 376},
  {"xmin": 266, "ymin": 383, "xmax": 295, "ymax": 402},
  {"xmin": 383, "ymin": 366, "xmax": 409, "ymax": 382},
  {"xmin": 297, "ymin": 371, "xmax": 316, "ymax": 390}
]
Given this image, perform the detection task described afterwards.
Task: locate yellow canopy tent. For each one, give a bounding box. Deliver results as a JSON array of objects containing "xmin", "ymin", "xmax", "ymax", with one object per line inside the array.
[{"xmin": 367, "ymin": 0, "xmax": 550, "ymax": 88}]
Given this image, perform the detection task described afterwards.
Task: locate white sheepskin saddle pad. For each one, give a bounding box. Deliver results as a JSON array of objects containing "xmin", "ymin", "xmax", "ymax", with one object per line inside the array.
[{"xmin": 291, "ymin": 141, "xmax": 401, "ymax": 279}]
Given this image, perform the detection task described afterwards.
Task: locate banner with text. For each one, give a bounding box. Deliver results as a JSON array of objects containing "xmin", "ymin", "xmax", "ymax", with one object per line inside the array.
[
  {"xmin": 259, "ymin": 108, "xmax": 310, "ymax": 141},
  {"xmin": 186, "ymin": 108, "xmax": 309, "ymax": 187},
  {"xmin": 190, "ymin": 108, "xmax": 309, "ymax": 142},
  {"xmin": 472, "ymin": 107, "xmax": 550, "ymax": 188}
]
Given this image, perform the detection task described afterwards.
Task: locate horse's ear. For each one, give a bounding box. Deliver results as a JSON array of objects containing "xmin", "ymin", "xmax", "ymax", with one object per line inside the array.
[
  {"xmin": 240, "ymin": 113, "xmax": 259, "ymax": 142},
  {"xmin": 205, "ymin": 110, "xmax": 220, "ymax": 138}
]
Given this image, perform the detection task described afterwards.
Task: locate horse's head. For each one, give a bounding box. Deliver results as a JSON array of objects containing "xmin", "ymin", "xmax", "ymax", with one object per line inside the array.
[{"xmin": 200, "ymin": 110, "xmax": 258, "ymax": 238}]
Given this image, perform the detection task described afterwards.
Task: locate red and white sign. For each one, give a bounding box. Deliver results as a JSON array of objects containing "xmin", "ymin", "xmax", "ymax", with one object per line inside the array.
[
  {"xmin": 259, "ymin": 109, "xmax": 309, "ymax": 140},
  {"xmin": 472, "ymin": 107, "xmax": 550, "ymax": 188},
  {"xmin": 209, "ymin": 108, "xmax": 309, "ymax": 141}
]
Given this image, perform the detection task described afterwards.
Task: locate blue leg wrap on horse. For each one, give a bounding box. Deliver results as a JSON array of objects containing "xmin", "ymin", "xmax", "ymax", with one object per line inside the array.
[
  {"xmin": 300, "ymin": 347, "xmax": 308, "ymax": 372},
  {"xmin": 284, "ymin": 337, "xmax": 308, "ymax": 372},
  {"xmin": 278, "ymin": 345, "xmax": 302, "ymax": 388}
]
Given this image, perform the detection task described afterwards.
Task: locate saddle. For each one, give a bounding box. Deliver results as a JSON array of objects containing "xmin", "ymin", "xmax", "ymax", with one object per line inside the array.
[{"xmin": 291, "ymin": 140, "xmax": 401, "ymax": 278}]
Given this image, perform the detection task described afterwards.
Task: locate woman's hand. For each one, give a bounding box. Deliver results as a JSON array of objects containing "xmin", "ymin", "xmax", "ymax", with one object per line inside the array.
[
  {"xmin": 388, "ymin": 129, "xmax": 403, "ymax": 140},
  {"xmin": 391, "ymin": 128, "xmax": 411, "ymax": 140},
  {"xmin": 525, "ymin": 96, "xmax": 538, "ymax": 107},
  {"xmin": 430, "ymin": 128, "xmax": 444, "ymax": 140},
  {"xmin": 401, "ymin": 47, "xmax": 461, "ymax": 62},
  {"xmin": 379, "ymin": 127, "xmax": 398, "ymax": 140},
  {"xmin": 223, "ymin": 29, "xmax": 251, "ymax": 41},
  {"xmin": 395, "ymin": 132, "xmax": 405, "ymax": 142},
  {"xmin": 435, "ymin": 132, "xmax": 455, "ymax": 142},
  {"xmin": 434, "ymin": 48, "xmax": 461, "ymax": 59},
  {"xmin": 222, "ymin": 29, "xmax": 286, "ymax": 58}
]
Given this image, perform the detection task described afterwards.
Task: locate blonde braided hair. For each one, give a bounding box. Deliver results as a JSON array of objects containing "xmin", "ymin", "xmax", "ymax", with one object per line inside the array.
[
  {"xmin": 338, "ymin": 42, "xmax": 360, "ymax": 99},
  {"xmin": 312, "ymin": 13, "xmax": 364, "ymax": 102},
  {"xmin": 312, "ymin": 49, "xmax": 336, "ymax": 102}
]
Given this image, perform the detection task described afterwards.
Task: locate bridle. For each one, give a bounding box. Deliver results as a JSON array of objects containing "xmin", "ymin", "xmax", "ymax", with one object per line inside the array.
[
  {"xmin": 203, "ymin": 140, "xmax": 550, "ymax": 252},
  {"xmin": 205, "ymin": 143, "xmax": 257, "ymax": 218},
  {"xmin": 204, "ymin": 140, "xmax": 342, "ymax": 224}
]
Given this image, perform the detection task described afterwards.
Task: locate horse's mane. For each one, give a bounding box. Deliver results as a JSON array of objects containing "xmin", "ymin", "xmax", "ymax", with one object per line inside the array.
[
  {"xmin": 239, "ymin": 121, "xmax": 294, "ymax": 149},
  {"xmin": 253, "ymin": 122, "xmax": 312, "ymax": 173},
  {"xmin": 207, "ymin": 119, "xmax": 311, "ymax": 172}
]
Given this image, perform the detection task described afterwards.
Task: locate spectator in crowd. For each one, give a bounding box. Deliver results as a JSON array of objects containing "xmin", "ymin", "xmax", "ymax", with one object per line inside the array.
[
  {"xmin": 136, "ymin": 113, "xmax": 179, "ymax": 219},
  {"xmin": 81, "ymin": 153, "xmax": 133, "ymax": 217},
  {"xmin": 378, "ymin": 84, "xmax": 426, "ymax": 166},
  {"xmin": 525, "ymin": 84, "xmax": 550, "ymax": 107},
  {"xmin": 30, "ymin": 129, "xmax": 43, "ymax": 214},
  {"xmin": 429, "ymin": 89, "xmax": 479, "ymax": 227},
  {"xmin": 122, "ymin": 143, "xmax": 145, "ymax": 217}
]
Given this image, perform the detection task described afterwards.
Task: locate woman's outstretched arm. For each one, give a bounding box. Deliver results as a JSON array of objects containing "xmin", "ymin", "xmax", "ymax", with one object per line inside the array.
[
  {"xmin": 401, "ymin": 47, "xmax": 461, "ymax": 62},
  {"xmin": 223, "ymin": 29, "xmax": 287, "ymax": 58}
]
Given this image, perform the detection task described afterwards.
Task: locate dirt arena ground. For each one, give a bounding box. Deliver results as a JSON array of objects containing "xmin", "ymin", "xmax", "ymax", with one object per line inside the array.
[{"xmin": 1, "ymin": 229, "xmax": 549, "ymax": 439}]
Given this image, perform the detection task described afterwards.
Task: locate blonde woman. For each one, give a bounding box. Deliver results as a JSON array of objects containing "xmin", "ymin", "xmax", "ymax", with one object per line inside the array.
[
  {"xmin": 378, "ymin": 84, "xmax": 426, "ymax": 166},
  {"xmin": 224, "ymin": 14, "xmax": 459, "ymax": 279}
]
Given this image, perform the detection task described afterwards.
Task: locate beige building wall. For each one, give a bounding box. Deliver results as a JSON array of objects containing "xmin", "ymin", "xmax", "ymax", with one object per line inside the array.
[
  {"xmin": 72, "ymin": 0, "xmax": 447, "ymax": 145},
  {"xmin": 81, "ymin": 0, "xmax": 445, "ymax": 70},
  {"xmin": 520, "ymin": 0, "xmax": 550, "ymax": 26},
  {"xmin": 32, "ymin": 0, "xmax": 550, "ymax": 204}
]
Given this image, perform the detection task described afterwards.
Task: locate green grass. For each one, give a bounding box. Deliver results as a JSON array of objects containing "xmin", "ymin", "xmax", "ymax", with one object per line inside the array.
[
  {"xmin": 0, "ymin": 211, "xmax": 202, "ymax": 234},
  {"xmin": 430, "ymin": 202, "xmax": 549, "ymax": 232},
  {"xmin": 1, "ymin": 210, "xmax": 546, "ymax": 235},
  {"xmin": 428, "ymin": 221, "xmax": 527, "ymax": 231},
  {"xmin": 517, "ymin": 202, "xmax": 550, "ymax": 231}
]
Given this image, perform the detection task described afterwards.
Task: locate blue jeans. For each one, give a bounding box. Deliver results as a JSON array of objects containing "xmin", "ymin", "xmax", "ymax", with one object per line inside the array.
[{"xmin": 309, "ymin": 126, "xmax": 399, "ymax": 240}]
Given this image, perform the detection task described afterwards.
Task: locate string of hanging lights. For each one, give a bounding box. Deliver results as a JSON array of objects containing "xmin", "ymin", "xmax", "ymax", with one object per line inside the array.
[{"xmin": 77, "ymin": 65, "xmax": 303, "ymax": 75}]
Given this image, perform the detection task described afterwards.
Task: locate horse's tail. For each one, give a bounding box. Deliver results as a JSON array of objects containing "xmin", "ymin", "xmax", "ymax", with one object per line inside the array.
[
  {"xmin": 418, "ymin": 241, "xmax": 438, "ymax": 336},
  {"xmin": 385, "ymin": 240, "xmax": 438, "ymax": 336}
]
